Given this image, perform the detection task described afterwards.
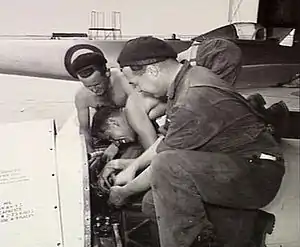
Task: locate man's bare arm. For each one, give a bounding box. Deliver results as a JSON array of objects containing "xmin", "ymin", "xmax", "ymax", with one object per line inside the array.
[
  {"xmin": 113, "ymin": 136, "xmax": 163, "ymax": 186},
  {"xmin": 124, "ymin": 165, "xmax": 152, "ymax": 195},
  {"xmin": 75, "ymin": 90, "xmax": 93, "ymax": 153},
  {"xmin": 109, "ymin": 136, "xmax": 164, "ymax": 206},
  {"xmin": 109, "ymin": 166, "xmax": 152, "ymax": 207},
  {"xmin": 148, "ymin": 102, "xmax": 167, "ymax": 120},
  {"xmin": 130, "ymin": 135, "xmax": 163, "ymax": 172},
  {"xmin": 125, "ymin": 93, "xmax": 158, "ymax": 149}
]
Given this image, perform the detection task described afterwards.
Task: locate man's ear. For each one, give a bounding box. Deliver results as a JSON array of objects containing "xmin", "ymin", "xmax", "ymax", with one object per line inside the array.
[
  {"xmin": 95, "ymin": 131, "xmax": 111, "ymax": 141},
  {"xmin": 146, "ymin": 64, "xmax": 159, "ymax": 78}
]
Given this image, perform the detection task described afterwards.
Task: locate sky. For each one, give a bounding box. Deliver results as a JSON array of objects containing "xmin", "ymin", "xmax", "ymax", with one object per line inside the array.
[{"xmin": 0, "ymin": 0, "xmax": 259, "ymax": 37}]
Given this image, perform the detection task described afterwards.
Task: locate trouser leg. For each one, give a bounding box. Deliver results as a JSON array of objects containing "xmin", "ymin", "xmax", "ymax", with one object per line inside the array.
[{"xmin": 150, "ymin": 150, "xmax": 284, "ymax": 247}]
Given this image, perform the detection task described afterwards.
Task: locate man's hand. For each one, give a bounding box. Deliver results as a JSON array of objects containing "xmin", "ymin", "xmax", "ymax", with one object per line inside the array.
[
  {"xmin": 98, "ymin": 159, "xmax": 133, "ymax": 193},
  {"xmin": 101, "ymin": 143, "xmax": 120, "ymax": 163},
  {"xmin": 108, "ymin": 185, "xmax": 129, "ymax": 207},
  {"xmin": 114, "ymin": 166, "xmax": 136, "ymax": 186},
  {"xmin": 88, "ymin": 149, "xmax": 104, "ymax": 167}
]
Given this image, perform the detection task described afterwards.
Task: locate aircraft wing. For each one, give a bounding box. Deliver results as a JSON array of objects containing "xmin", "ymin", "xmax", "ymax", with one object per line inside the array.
[
  {"xmin": 0, "ymin": 39, "xmax": 190, "ymax": 81},
  {"xmin": 0, "ymin": 40, "xmax": 126, "ymax": 81}
]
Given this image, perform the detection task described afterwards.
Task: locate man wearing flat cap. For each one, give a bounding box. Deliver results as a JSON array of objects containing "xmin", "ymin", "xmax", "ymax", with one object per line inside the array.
[{"xmin": 102, "ymin": 36, "xmax": 285, "ymax": 247}]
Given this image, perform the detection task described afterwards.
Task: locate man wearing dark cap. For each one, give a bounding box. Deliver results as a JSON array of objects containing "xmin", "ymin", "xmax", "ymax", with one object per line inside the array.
[
  {"xmin": 104, "ymin": 36, "xmax": 285, "ymax": 247},
  {"xmin": 102, "ymin": 38, "xmax": 243, "ymax": 190},
  {"xmin": 71, "ymin": 52, "xmax": 166, "ymax": 154}
]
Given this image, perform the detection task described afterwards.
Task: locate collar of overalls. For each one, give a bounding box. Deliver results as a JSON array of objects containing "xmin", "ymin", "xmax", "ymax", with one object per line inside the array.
[{"xmin": 167, "ymin": 60, "xmax": 191, "ymax": 100}]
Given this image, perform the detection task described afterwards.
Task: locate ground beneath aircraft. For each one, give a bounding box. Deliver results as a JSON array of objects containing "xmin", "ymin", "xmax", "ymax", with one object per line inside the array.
[{"xmin": 0, "ymin": 73, "xmax": 80, "ymax": 130}]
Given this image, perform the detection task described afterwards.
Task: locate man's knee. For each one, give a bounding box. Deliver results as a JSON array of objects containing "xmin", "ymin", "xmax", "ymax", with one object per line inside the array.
[
  {"xmin": 151, "ymin": 150, "xmax": 181, "ymax": 185},
  {"xmin": 152, "ymin": 150, "xmax": 176, "ymax": 172},
  {"xmin": 142, "ymin": 190, "xmax": 156, "ymax": 220}
]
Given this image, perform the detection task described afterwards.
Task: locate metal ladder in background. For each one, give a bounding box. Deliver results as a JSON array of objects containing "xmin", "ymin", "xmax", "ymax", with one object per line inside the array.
[{"xmin": 88, "ymin": 11, "xmax": 122, "ymax": 40}]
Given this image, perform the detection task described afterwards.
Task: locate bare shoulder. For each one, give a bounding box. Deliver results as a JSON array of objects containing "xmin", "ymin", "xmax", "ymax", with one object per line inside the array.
[
  {"xmin": 127, "ymin": 91, "xmax": 161, "ymax": 113},
  {"xmin": 110, "ymin": 67, "xmax": 125, "ymax": 78},
  {"xmin": 110, "ymin": 68, "xmax": 135, "ymax": 95},
  {"xmin": 110, "ymin": 67, "xmax": 122, "ymax": 76},
  {"xmin": 75, "ymin": 87, "xmax": 98, "ymax": 108}
]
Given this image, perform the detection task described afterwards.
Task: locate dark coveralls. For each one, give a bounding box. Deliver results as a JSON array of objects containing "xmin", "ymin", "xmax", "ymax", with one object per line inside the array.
[{"xmin": 146, "ymin": 62, "xmax": 285, "ymax": 247}]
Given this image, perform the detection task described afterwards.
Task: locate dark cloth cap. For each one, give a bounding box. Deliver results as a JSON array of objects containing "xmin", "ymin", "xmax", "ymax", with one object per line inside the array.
[
  {"xmin": 195, "ymin": 38, "xmax": 242, "ymax": 85},
  {"xmin": 117, "ymin": 36, "xmax": 177, "ymax": 67},
  {"xmin": 71, "ymin": 52, "xmax": 107, "ymax": 75}
]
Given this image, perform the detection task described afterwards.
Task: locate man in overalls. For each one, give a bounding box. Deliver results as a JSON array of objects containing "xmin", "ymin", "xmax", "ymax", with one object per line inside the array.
[{"xmin": 110, "ymin": 36, "xmax": 285, "ymax": 247}]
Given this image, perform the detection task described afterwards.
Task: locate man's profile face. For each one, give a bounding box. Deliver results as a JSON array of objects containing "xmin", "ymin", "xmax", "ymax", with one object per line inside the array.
[
  {"xmin": 122, "ymin": 66, "xmax": 165, "ymax": 98},
  {"xmin": 77, "ymin": 66, "xmax": 109, "ymax": 96}
]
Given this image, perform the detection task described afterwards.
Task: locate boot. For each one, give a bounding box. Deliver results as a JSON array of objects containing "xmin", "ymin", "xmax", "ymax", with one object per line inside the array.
[
  {"xmin": 265, "ymin": 100, "xmax": 290, "ymax": 141},
  {"xmin": 247, "ymin": 93, "xmax": 267, "ymax": 115},
  {"xmin": 251, "ymin": 210, "xmax": 275, "ymax": 247}
]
